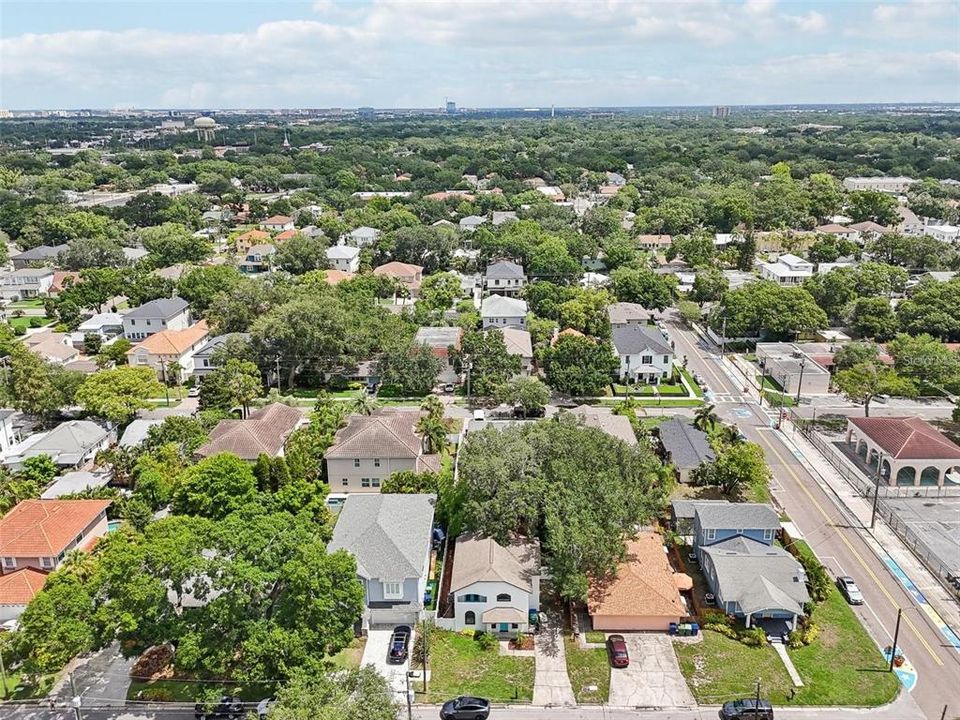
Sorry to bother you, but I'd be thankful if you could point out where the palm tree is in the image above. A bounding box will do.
[417,415,448,455]
[420,394,444,422]
[60,549,96,583]
[350,391,380,416]
[693,403,719,433]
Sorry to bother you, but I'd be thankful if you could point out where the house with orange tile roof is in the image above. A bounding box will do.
[49,270,81,295]
[0,567,48,622]
[0,499,111,576]
[322,269,355,285]
[373,261,424,296]
[588,531,691,632]
[273,229,299,243]
[234,229,271,254]
[126,320,210,382]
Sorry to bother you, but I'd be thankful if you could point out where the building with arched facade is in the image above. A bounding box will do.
[846,417,960,488]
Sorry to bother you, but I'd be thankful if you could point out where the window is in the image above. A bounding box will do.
[496,593,512,602]
[457,593,487,603]
[663,355,670,363]
[763,529,774,541]
[371,478,380,488]
[130,319,136,325]
[341,478,349,487]
[353,458,360,467]
[383,582,402,599]
[75,534,84,545]
[511,623,518,629]
[40,557,54,569]
[642,355,653,364]
[361,478,370,488]
[705,528,716,542]
[146,320,152,326]
[464,611,476,625]
[374,458,381,468]
[1,557,15,569]
[202,359,209,367]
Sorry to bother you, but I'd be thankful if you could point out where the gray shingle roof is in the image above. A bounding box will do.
[695,503,780,531]
[671,499,728,522]
[611,323,673,356]
[14,245,68,261]
[701,536,809,616]
[658,418,715,470]
[125,296,189,320]
[328,494,436,582]
[21,420,109,465]
[450,533,540,593]
[607,302,651,325]
[194,333,250,358]
[481,294,527,318]
[485,260,525,280]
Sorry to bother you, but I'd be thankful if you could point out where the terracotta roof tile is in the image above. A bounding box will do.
[848,416,960,460]
[0,567,48,605]
[0,500,111,557]
[588,532,688,619]
[129,321,209,357]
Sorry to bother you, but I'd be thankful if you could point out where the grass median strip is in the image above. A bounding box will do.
[565,637,609,704]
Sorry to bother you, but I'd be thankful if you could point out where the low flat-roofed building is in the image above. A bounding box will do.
[755,342,831,396]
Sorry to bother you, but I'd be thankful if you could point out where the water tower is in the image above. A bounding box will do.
[194,116,216,142]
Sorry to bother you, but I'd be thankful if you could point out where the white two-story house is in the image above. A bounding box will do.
[442,533,541,635]
[759,253,814,286]
[122,297,191,341]
[326,245,361,273]
[484,260,527,296]
[611,324,674,384]
[481,295,527,330]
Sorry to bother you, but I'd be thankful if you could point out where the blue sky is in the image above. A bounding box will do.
[2,0,958,109]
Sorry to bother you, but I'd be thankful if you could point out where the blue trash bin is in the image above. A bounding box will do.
[669,622,678,635]
[690,623,699,636]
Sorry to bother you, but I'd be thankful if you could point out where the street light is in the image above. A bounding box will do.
[871,451,884,529]
[758,359,768,408]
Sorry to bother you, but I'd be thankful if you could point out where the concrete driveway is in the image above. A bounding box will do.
[532,617,575,706]
[361,626,414,698]
[607,634,694,708]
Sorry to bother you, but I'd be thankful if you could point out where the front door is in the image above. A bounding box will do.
[499,623,509,633]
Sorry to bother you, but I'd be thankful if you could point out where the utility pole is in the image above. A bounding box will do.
[795,355,806,404]
[159,363,170,407]
[274,354,281,390]
[889,608,902,672]
[720,313,728,358]
[871,452,884,529]
[404,671,413,720]
[758,360,768,408]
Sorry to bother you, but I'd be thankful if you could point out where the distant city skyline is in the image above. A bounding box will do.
[1,0,958,110]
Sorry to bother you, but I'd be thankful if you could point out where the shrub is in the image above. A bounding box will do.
[12,325,25,336]
[788,619,820,649]
[475,632,497,651]
[739,627,767,647]
[29,317,44,328]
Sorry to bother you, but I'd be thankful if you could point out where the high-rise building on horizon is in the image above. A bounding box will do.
[712,106,730,118]
[446,100,456,114]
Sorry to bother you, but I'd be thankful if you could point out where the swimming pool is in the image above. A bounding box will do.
[107,520,122,533]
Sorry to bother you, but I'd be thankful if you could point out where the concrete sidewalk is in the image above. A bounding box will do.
[777,424,960,642]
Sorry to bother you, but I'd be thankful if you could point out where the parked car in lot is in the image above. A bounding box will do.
[188,385,201,397]
[719,698,774,720]
[388,625,411,664]
[605,633,630,668]
[836,576,864,605]
[195,696,244,720]
[440,696,491,720]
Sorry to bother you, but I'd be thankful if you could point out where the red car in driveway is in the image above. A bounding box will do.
[605,634,630,668]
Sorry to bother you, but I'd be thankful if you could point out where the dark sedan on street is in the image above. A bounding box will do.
[440,696,491,720]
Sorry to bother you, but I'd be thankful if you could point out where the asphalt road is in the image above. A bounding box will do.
[664,311,960,720]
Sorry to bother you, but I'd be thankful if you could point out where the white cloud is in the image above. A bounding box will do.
[783,11,826,33]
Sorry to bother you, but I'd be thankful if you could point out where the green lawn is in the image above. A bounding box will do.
[418,630,535,704]
[7,298,45,308]
[676,554,898,706]
[1,670,59,700]
[583,631,606,643]
[329,637,366,670]
[611,383,688,397]
[7,316,51,329]
[565,637,609,704]
[679,366,705,398]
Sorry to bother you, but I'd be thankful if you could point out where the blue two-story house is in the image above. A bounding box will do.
[693,503,809,632]
[328,493,436,630]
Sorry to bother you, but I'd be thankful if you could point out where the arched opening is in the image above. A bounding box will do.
[856,441,868,461]
[919,466,941,487]
[867,448,879,472]
[880,459,892,482]
[464,611,476,625]
[496,593,512,602]
[895,466,916,486]
[947,466,960,485]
